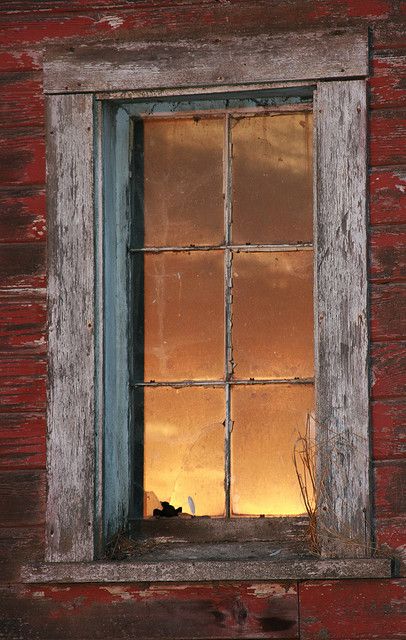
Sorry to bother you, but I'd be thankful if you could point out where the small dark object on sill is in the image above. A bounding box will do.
[153,501,182,518]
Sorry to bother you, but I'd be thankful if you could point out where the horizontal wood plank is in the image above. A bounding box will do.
[0,48,42,72]
[370,109,406,167]
[0,71,44,129]
[0,582,298,639]
[0,469,45,527]
[0,242,46,289]
[370,169,406,226]
[371,342,406,399]
[0,187,46,243]
[22,558,391,584]
[370,284,406,340]
[0,127,44,186]
[375,517,406,576]
[370,228,406,283]
[0,355,46,412]
[0,412,45,470]
[0,294,46,354]
[374,461,406,518]
[370,51,406,109]
[43,29,368,94]
[0,526,44,579]
[299,578,406,639]
[371,399,406,460]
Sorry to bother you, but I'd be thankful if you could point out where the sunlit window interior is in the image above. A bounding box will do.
[129,98,314,518]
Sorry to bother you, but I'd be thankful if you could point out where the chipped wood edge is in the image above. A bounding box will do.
[43,29,368,94]
[46,93,95,561]
[21,558,392,583]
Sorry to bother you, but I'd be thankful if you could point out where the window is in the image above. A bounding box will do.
[122,97,315,522]
[38,30,384,577]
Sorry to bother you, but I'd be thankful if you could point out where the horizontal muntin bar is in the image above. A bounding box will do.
[130,103,312,120]
[130,378,314,388]
[128,243,313,254]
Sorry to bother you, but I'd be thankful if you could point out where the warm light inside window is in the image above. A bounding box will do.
[130,106,314,518]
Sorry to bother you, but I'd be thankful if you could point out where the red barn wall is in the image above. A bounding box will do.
[0,1,405,638]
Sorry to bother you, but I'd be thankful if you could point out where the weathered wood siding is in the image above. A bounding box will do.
[0,0,405,638]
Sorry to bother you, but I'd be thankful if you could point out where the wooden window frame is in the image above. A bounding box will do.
[29,29,392,581]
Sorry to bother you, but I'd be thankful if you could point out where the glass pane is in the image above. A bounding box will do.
[232,112,313,244]
[140,117,224,247]
[232,251,314,379]
[143,386,225,517]
[231,384,314,516]
[141,251,224,381]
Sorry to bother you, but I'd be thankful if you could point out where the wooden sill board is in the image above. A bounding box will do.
[22,557,392,583]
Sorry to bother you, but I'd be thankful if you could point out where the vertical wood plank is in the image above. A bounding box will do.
[46,93,95,561]
[314,80,369,557]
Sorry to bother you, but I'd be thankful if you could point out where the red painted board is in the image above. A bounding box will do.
[371,399,406,460]
[370,284,406,341]
[0,525,44,581]
[370,52,406,110]
[370,169,406,226]
[0,71,44,129]
[374,461,406,518]
[299,578,406,639]
[0,469,45,527]
[0,295,46,354]
[0,48,42,72]
[0,187,46,243]
[0,412,45,470]
[0,128,45,186]
[370,109,406,167]
[0,582,298,639]
[371,342,406,399]
[370,228,406,283]
[0,242,46,289]
[373,21,406,50]
[0,356,46,412]
[376,517,406,576]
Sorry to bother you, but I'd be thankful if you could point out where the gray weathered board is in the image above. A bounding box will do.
[43,30,368,94]
[46,93,95,561]
[314,80,369,558]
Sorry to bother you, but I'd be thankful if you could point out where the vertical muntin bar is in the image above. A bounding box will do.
[224,114,233,517]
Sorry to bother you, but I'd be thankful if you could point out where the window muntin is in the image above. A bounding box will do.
[129,100,314,519]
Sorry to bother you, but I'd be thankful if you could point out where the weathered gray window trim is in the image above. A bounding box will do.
[38,29,384,579]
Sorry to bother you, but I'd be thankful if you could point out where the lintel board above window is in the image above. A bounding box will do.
[41,29,375,575]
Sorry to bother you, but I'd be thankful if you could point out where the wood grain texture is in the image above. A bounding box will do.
[0,242,46,289]
[46,93,95,561]
[371,399,406,460]
[375,517,406,576]
[0,469,45,527]
[0,71,44,129]
[0,127,45,185]
[0,293,46,354]
[370,284,406,340]
[370,109,406,167]
[0,355,46,412]
[374,461,406,518]
[0,526,44,582]
[370,169,406,226]
[299,579,406,639]
[22,558,391,584]
[314,80,369,557]
[0,582,298,640]
[370,227,406,283]
[0,187,46,242]
[370,51,406,110]
[0,412,45,470]
[371,342,406,398]
[43,29,368,94]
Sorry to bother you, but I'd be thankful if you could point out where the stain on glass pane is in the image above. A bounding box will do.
[141,251,224,381]
[232,112,313,244]
[232,250,314,380]
[141,117,224,247]
[143,386,225,517]
[231,384,314,516]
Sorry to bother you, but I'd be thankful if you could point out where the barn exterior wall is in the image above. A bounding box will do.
[0,1,404,637]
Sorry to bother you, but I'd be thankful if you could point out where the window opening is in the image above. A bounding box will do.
[127,94,314,520]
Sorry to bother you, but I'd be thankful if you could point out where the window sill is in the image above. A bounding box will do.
[22,556,392,584]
